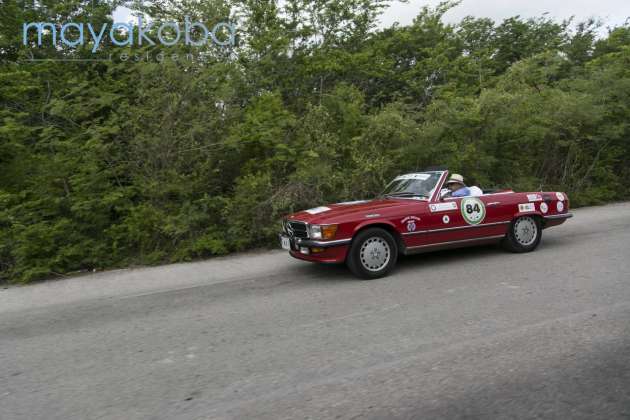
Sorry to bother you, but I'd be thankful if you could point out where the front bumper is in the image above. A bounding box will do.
[279,234,351,263]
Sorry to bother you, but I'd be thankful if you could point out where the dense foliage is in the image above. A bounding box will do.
[1,0,629,282]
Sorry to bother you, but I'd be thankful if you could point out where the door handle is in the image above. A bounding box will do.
[487,202,501,207]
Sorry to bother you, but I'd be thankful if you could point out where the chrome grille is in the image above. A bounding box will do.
[287,221,309,238]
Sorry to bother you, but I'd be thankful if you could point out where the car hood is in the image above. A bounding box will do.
[287,198,422,224]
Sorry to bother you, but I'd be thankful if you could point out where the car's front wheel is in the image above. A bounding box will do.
[346,228,398,279]
[503,216,542,253]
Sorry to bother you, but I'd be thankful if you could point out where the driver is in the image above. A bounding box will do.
[443,174,483,197]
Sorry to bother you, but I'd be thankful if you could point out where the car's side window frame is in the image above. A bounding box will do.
[429,171,450,203]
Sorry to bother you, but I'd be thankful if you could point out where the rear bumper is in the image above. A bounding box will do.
[544,212,573,220]
[543,212,573,228]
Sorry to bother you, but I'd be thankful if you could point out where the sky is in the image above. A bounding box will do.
[380,0,630,29]
[113,0,630,31]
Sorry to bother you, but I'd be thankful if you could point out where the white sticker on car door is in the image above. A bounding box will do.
[429,202,458,212]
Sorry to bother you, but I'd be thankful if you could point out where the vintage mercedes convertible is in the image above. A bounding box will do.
[279,170,573,279]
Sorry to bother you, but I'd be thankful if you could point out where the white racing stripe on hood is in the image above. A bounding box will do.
[305,206,331,215]
[335,200,370,205]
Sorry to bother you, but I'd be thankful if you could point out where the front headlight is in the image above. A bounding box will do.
[310,224,338,240]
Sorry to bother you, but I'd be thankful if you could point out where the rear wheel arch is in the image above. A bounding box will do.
[503,214,543,253]
[513,212,546,230]
[512,211,543,220]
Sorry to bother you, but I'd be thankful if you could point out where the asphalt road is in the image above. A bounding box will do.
[2,203,630,420]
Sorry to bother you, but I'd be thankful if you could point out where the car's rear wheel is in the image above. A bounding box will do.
[503,216,542,253]
[346,228,398,279]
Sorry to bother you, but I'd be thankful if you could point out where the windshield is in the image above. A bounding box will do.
[381,172,444,200]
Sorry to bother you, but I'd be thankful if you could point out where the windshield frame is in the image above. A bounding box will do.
[380,171,447,201]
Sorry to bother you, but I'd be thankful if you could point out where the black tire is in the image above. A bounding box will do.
[346,228,398,279]
[502,216,542,253]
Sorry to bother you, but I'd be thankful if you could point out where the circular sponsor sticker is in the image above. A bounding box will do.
[557,201,564,212]
[556,192,565,201]
[540,202,549,214]
[460,197,486,225]
[443,215,450,224]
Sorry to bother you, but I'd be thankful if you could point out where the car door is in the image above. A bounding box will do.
[401,199,464,248]
[409,194,508,247]
[453,193,511,239]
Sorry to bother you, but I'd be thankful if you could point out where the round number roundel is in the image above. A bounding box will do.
[460,197,486,225]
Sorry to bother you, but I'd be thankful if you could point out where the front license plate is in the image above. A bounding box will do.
[281,236,291,251]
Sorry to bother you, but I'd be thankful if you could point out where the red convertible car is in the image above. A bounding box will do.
[279,170,573,279]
